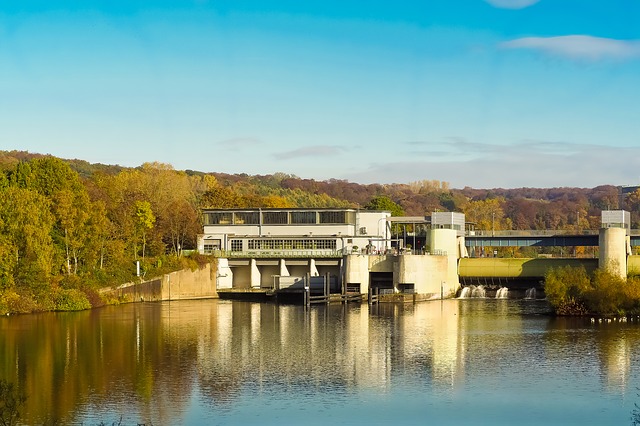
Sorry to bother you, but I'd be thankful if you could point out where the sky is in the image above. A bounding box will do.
[2,0,640,189]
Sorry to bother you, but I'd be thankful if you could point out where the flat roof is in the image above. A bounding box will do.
[386,216,430,223]
[202,208,391,213]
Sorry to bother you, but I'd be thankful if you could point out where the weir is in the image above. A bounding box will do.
[212,210,635,303]
[103,209,635,304]
[171,209,635,304]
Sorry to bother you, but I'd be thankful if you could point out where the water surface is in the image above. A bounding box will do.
[1,299,639,425]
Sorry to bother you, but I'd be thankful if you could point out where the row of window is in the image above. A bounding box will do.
[227,239,338,251]
[203,211,355,225]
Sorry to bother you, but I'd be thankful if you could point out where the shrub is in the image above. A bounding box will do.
[0,290,42,314]
[0,291,20,315]
[545,265,640,316]
[53,288,91,311]
[585,269,627,315]
[82,288,106,308]
[544,265,591,314]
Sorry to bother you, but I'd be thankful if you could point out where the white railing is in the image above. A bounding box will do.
[208,249,343,258]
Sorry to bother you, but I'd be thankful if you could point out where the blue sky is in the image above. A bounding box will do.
[2,0,640,188]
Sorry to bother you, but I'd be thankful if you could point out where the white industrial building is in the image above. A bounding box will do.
[197,208,392,256]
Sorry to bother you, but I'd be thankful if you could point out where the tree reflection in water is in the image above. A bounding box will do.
[632,389,640,426]
[0,379,26,426]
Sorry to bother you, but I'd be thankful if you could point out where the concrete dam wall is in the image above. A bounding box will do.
[103,263,218,302]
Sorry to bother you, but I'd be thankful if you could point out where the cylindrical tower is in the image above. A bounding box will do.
[599,227,628,279]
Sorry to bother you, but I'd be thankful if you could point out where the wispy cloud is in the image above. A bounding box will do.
[501,35,640,61]
[277,145,346,160]
[341,140,640,188]
[485,0,539,9]
[216,137,262,150]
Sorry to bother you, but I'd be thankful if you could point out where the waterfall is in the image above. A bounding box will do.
[525,288,537,300]
[495,287,508,299]
[459,285,487,298]
[471,285,486,298]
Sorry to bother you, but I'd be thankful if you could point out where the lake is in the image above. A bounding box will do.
[1,298,639,425]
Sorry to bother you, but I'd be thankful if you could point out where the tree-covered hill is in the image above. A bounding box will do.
[0,150,635,314]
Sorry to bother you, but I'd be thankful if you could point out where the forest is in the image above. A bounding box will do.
[0,149,637,314]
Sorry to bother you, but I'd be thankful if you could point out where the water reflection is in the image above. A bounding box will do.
[1,299,639,424]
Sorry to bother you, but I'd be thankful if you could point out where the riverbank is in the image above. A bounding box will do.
[0,254,218,315]
[545,265,640,317]
[99,262,218,302]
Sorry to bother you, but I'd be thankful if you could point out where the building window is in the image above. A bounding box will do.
[204,212,233,225]
[291,211,317,224]
[234,211,259,225]
[230,239,243,252]
[319,211,347,224]
[246,239,336,251]
[203,239,221,254]
[263,211,289,224]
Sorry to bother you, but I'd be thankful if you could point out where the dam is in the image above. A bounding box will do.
[193,208,635,302]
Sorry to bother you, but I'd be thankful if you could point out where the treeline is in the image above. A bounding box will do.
[0,152,355,313]
[0,150,635,313]
[220,173,626,231]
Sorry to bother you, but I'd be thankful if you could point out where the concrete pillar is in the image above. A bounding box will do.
[599,227,628,279]
[250,259,261,288]
[344,254,370,294]
[428,229,461,291]
[310,258,319,276]
[279,259,290,276]
[216,258,233,289]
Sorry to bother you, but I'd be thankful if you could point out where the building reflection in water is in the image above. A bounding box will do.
[192,299,465,402]
[1,299,640,423]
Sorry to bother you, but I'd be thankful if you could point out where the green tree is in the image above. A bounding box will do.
[52,189,90,275]
[364,195,405,216]
[12,157,94,277]
[0,187,55,292]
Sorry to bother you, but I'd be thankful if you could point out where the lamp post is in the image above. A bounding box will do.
[492,212,495,237]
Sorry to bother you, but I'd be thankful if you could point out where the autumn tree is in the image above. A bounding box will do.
[133,201,155,261]
[463,198,505,232]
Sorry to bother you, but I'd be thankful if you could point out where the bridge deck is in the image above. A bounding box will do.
[465,231,640,247]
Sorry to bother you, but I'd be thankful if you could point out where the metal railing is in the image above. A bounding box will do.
[467,230,600,237]
[206,248,449,258]
[469,229,640,237]
[207,249,344,258]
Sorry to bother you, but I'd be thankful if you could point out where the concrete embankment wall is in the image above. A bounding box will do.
[103,263,218,302]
